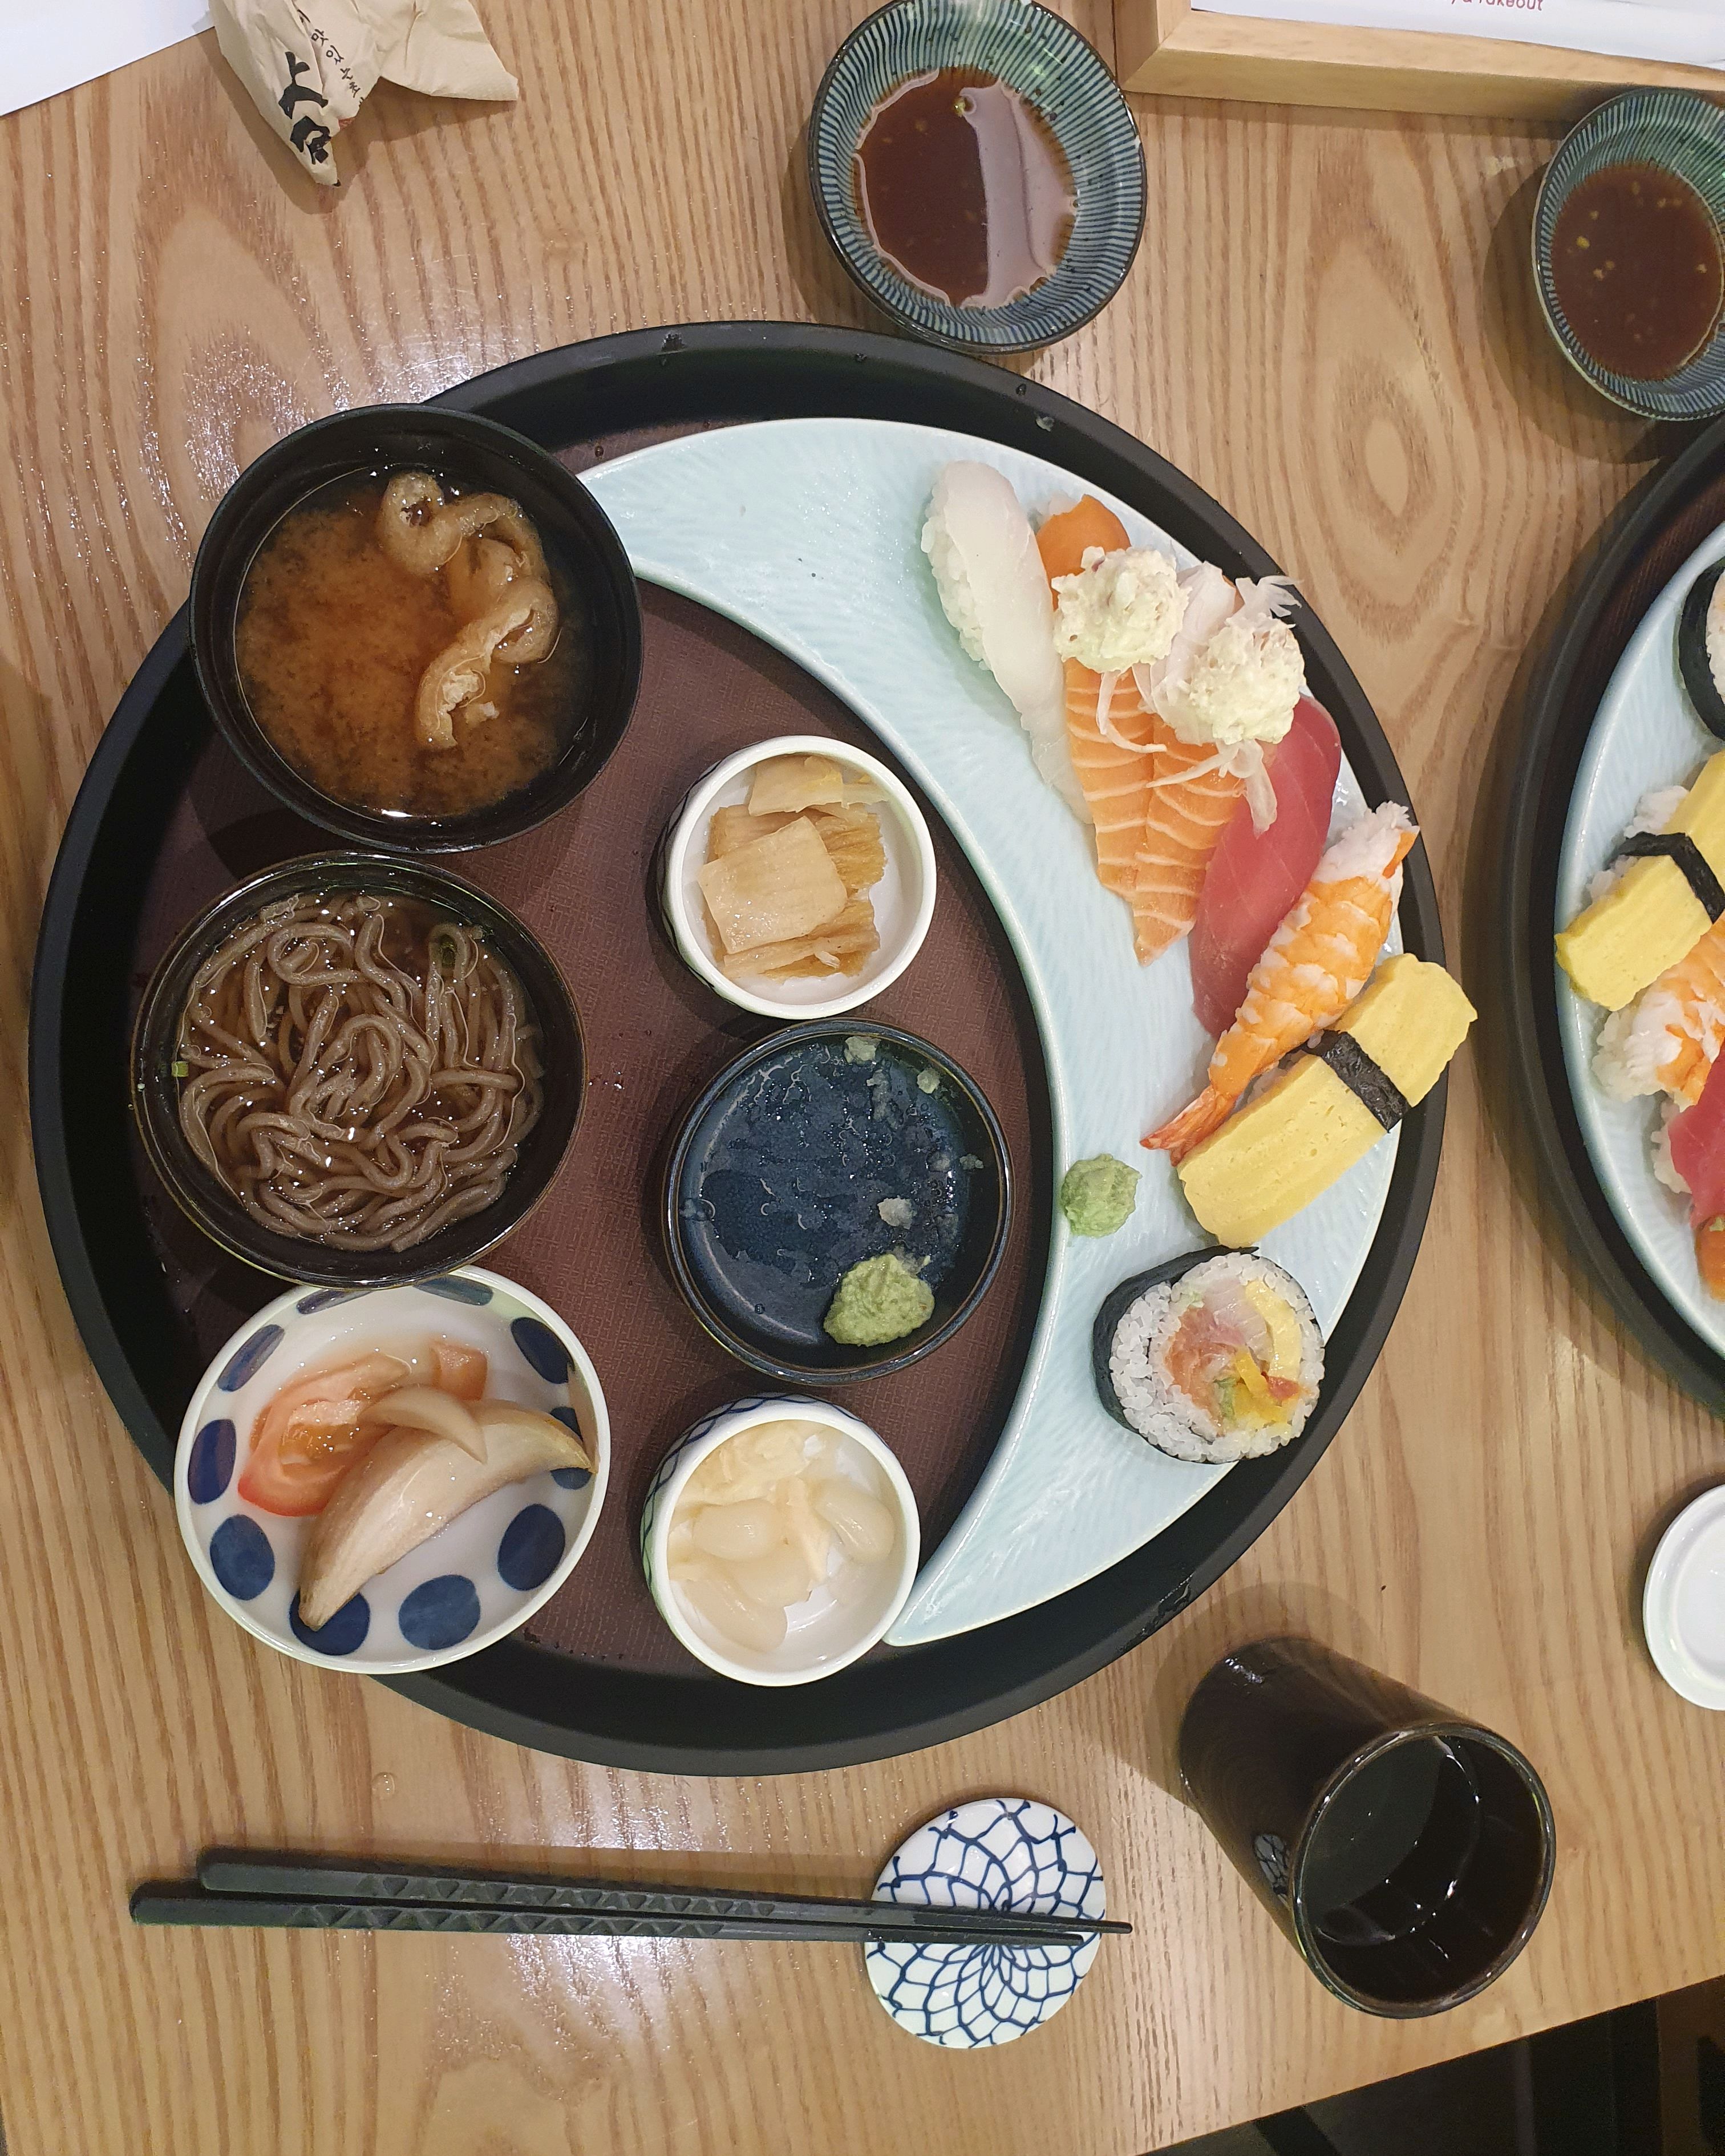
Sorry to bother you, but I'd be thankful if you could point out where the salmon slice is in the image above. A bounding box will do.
[1036,496,1129,584]
[1133,718,1245,965]
[1064,660,1161,908]
[1041,495,1206,962]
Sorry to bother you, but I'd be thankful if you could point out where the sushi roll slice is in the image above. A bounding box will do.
[1679,561,1725,740]
[1091,1251,1322,1464]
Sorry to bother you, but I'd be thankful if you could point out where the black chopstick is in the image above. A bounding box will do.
[123,1849,1130,1947]
[193,1849,1127,1940]
[132,1886,1095,1946]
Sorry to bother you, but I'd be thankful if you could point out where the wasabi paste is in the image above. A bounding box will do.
[1060,1154,1140,1237]
[823,1253,934,1346]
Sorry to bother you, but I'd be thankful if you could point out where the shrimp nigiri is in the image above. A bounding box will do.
[1144,804,1418,1160]
[1593,918,1725,1107]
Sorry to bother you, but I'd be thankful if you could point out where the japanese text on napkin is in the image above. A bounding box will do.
[212,0,517,184]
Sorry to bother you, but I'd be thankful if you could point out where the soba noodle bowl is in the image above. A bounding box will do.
[175,891,542,1253]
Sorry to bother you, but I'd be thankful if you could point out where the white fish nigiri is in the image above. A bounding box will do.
[921,461,1089,823]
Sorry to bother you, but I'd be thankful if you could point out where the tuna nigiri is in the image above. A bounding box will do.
[1189,695,1343,1036]
[1145,803,1417,1160]
[1667,1049,1725,1295]
[921,463,1087,821]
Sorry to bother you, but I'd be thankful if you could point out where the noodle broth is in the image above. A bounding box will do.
[175,891,543,1254]
[234,475,585,821]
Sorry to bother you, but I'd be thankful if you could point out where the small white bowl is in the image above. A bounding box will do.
[175,1267,609,1676]
[658,734,937,1020]
[1644,1485,1725,1709]
[639,1394,919,1686]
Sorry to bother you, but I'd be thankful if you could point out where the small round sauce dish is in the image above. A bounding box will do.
[176,1268,609,1676]
[658,733,937,1021]
[1533,90,1725,422]
[662,1020,1011,1384]
[639,1395,918,1686]
[808,0,1145,355]
[1643,1484,1725,1709]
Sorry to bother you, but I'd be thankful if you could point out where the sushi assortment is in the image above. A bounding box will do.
[922,458,1475,1451]
[1559,710,1725,1295]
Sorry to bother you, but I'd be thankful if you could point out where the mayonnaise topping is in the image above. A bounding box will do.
[1052,546,1187,674]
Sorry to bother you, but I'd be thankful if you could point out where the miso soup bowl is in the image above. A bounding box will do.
[189,403,642,852]
[639,1394,919,1686]
[130,852,583,1290]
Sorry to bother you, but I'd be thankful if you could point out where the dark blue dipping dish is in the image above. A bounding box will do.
[663,1022,1011,1383]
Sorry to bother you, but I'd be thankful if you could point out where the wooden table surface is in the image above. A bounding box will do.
[3,6,1722,2152]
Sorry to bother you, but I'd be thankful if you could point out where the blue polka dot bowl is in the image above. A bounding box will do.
[640,1396,918,1685]
[175,1267,609,1675]
[807,0,1145,355]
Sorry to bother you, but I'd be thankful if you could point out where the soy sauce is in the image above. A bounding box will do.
[1552,162,1723,382]
[853,68,1076,309]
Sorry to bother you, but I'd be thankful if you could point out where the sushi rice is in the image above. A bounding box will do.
[1106,1253,1322,1464]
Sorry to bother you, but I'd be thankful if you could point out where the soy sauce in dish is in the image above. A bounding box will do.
[1551,162,1723,382]
[854,68,1076,309]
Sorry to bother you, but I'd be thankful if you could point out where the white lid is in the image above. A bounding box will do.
[1643,1484,1725,1709]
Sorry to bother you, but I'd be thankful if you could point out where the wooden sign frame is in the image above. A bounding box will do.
[1115,0,1720,118]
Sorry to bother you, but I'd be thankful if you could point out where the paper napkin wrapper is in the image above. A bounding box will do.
[212,0,517,185]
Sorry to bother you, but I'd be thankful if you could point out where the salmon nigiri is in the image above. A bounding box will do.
[1038,499,1185,942]
[1145,803,1417,1161]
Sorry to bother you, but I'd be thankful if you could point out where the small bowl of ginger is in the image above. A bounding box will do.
[658,735,937,1019]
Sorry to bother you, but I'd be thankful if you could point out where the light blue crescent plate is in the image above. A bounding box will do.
[1555,516,1725,1359]
[866,1797,1107,2046]
[583,419,1400,1645]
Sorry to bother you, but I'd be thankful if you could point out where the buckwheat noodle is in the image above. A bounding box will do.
[175,893,542,1252]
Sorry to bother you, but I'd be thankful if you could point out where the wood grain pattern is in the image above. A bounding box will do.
[1115,0,1723,117]
[1,6,1721,2151]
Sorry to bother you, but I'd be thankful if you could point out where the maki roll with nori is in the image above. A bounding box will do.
[1093,1251,1322,1463]
[1679,560,1725,740]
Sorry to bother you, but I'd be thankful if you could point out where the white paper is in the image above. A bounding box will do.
[2,0,213,118]
[1192,0,1725,68]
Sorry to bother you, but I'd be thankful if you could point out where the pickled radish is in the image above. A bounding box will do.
[728,1545,817,1607]
[813,1480,897,1563]
[691,1500,781,1562]
[680,1573,788,1654]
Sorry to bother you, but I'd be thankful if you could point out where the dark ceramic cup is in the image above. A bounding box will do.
[1179,1638,1555,2017]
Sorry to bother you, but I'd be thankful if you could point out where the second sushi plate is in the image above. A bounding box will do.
[1555,516,1725,1359]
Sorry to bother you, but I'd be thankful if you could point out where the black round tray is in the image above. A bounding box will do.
[30,322,1445,1774]
[1504,415,1725,1415]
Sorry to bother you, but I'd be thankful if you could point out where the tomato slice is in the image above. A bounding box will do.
[238,1351,409,1516]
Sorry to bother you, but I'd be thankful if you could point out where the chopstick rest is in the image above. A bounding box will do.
[864,1798,1112,2047]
